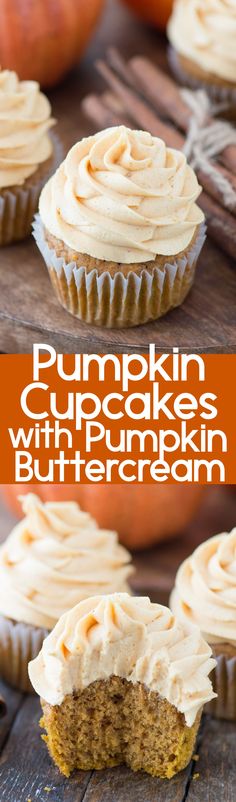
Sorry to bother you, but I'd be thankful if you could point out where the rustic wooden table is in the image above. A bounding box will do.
[0,0,235,354]
[0,485,235,801]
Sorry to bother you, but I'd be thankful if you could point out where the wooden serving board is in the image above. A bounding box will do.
[0,486,236,800]
[0,0,235,354]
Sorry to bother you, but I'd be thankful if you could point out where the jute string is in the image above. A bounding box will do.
[181,88,236,209]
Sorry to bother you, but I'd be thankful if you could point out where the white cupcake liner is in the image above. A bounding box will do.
[205,653,236,721]
[33,216,206,328]
[0,131,63,246]
[168,47,236,109]
[0,614,49,693]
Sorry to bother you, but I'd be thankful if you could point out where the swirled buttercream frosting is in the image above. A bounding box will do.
[0,494,133,629]
[39,125,204,261]
[28,593,216,724]
[0,70,55,189]
[170,528,236,645]
[168,0,236,84]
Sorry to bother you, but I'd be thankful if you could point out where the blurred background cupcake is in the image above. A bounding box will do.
[167,0,236,109]
[0,69,62,246]
[170,526,236,721]
[0,484,204,550]
[33,125,205,328]
[0,493,133,692]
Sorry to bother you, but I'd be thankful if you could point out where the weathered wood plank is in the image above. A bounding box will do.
[82,763,191,802]
[187,715,236,802]
[0,695,92,802]
[0,680,23,750]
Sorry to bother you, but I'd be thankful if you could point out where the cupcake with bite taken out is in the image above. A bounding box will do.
[168,0,236,107]
[29,593,216,778]
[170,526,236,720]
[0,494,133,692]
[0,69,62,245]
[33,125,206,328]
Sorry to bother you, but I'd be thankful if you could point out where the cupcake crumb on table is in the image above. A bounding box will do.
[33,125,206,328]
[0,69,62,246]
[0,494,133,692]
[170,526,236,720]
[29,593,216,779]
[167,0,236,108]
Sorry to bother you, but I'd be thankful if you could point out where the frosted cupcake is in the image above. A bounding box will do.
[29,593,215,778]
[170,527,236,720]
[0,494,133,692]
[0,69,62,245]
[33,125,205,328]
[168,0,236,106]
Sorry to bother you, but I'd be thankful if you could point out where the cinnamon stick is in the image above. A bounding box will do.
[108,47,190,130]
[81,93,129,129]
[200,194,236,261]
[95,59,183,147]
[129,55,236,175]
[81,92,236,261]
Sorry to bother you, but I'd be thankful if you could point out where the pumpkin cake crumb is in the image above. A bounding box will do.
[193,772,200,780]
[40,676,201,779]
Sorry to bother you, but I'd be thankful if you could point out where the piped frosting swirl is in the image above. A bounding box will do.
[170,528,236,645]
[39,125,204,261]
[28,593,216,725]
[0,69,54,189]
[168,0,236,84]
[0,494,133,629]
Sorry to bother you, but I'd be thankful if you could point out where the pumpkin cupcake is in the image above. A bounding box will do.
[168,0,236,107]
[170,527,236,720]
[0,69,62,245]
[33,125,206,328]
[0,494,133,693]
[29,593,216,778]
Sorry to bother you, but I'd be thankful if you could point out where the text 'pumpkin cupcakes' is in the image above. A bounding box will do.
[33,125,206,328]
[168,0,236,107]
[29,593,216,778]
[170,527,236,720]
[0,69,63,245]
[0,494,133,692]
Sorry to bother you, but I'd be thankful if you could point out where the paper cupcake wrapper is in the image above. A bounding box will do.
[168,47,236,108]
[0,132,63,246]
[0,614,49,693]
[33,217,206,328]
[205,654,236,721]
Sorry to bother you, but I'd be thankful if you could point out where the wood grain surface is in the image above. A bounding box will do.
[0,0,235,354]
[0,486,235,800]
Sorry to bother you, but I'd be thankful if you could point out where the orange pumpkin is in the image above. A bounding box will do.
[122,0,173,30]
[0,485,204,550]
[0,0,104,88]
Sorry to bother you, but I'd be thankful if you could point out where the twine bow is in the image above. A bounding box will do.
[182,88,236,209]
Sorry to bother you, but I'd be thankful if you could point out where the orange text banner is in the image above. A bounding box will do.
[0,348,235,484]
